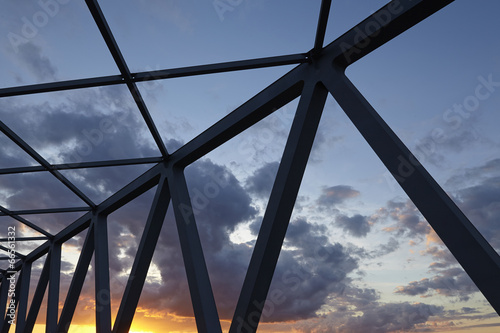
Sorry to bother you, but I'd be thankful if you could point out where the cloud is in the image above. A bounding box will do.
[394,267,478,301]
[0,85,159,164]
[289,300,444,333]
[262,218,360,322]
[15,42,58,82]
[335,214,371,238]
[339,302,444,333]
[453,176,500,250]
[245,161,279,198]
[379,200,431,238]
[316,185,360,208]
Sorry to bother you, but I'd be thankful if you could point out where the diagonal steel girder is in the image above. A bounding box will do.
[85,0,169,157]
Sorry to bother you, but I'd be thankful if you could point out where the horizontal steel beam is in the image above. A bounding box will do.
[0,207,90,216]
[0,157,163,175]
[0,55,306,99]
[0,75,122,98]
[133,54,308,81]
[0,237,47,242]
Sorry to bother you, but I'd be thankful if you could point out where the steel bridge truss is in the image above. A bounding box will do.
[0,0,499,332]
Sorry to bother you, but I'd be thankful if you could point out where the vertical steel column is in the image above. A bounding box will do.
[313,0,332,54]
[15,262,31,333]
[0,277,9,329]
[46,244,61,333]
[167,167,222,333]
[322,66,500,314]
[113,174,170,333]
[57,226,95,333]
[94,215,112,333]
[230,79,328,333]
[24,254,51,333]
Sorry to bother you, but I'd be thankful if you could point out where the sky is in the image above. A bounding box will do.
[0,0,500,332]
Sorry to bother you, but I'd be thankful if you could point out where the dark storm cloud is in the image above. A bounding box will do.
[107,180,362,324]
[0,85,161,210]
[394,267,478,301]
[446,158,500,188]
[453,176,500,250]
[335,214,371,238]
[0,85,159,162]
[291,300,444,333]
[0,172,88,212]
[15,42,57,82]
[317,185,360,208]
[257,218,360,322]
[350,238,400,260]
[339,302,444,333]
[245,161,279,198]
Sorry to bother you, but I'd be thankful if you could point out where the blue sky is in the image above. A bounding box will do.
[0,0,500,332]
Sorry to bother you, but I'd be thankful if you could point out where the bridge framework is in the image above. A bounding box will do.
[0,1,499,332]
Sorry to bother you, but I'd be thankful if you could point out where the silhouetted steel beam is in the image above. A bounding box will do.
[113,175,171,333]
[0,237,47,242]
[133,54,308,81]
[1,271,21,333]
[0,121,96,208]
[57,225,95,332]
[0,75,122,98]
[0,55,306,100]
[313,0,332,54]
[94,215,112,333]
[0,276,9,329]
[167,167,222,333]
[0,245,25,260]
[53,157,163,170]
[46,244,61,332]
[322,66,500,315]
[230,79,328,332]
[0,166,45,175]
[0,206,53,238]
[85,0,168,158]
[24,253,51,333]
[0,156,162,176]
[15,261,31,333]
[0,207,90,216]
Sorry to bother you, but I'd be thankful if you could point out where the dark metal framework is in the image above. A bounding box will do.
[0,0,499,332]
